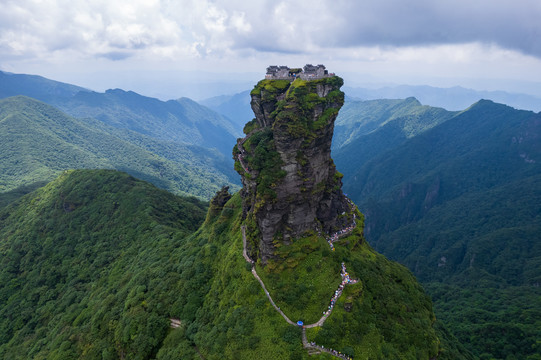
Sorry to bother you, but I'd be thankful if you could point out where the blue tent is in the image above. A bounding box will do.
[297,321,303,326]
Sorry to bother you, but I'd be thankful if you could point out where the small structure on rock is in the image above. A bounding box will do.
[265,64,331,80]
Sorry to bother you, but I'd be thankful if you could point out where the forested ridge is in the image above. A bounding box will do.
[333,99,541,359]
[0,96,238,200]
[0,170,207,359]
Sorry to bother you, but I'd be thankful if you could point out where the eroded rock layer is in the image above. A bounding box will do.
[234,76,353,262]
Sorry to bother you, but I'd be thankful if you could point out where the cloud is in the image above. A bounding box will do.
[217,0,541,58]
[0,0,186,61]
[0,0,540,66]
[324,0,541,57]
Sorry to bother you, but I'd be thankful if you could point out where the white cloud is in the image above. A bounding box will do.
[2,0,540,61]
[1,0,541,98]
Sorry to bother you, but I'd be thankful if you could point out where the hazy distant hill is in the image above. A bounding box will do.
[54,89,240,159]
[204,84,541,129]
[199,90,253,131]
[343,84,541,112]
[0,96,238,199]
[0,70,89,103]
[334,99,541,358]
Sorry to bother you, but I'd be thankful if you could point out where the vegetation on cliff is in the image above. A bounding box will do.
[238,76,351,263]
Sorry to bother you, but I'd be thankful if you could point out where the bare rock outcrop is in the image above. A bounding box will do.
[234,75,353,263]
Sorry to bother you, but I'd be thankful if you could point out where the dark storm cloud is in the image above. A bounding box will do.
[231,0,541,58]
[334,1,540,55]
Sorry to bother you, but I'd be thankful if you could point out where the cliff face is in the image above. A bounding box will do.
[234,76,353,262]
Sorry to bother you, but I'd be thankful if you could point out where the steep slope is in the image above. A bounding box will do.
[333,98,456,178]
[0,170,208,359]
[235,76,351,262]
[173,193,467,360]
[339,100,541,358]
[345,100,541,228]
[0,96,237,199]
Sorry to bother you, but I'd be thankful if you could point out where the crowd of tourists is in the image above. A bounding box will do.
[326,218,356,250]
[341,262,358,285]
[236,138,251,174]
[308,342,353,360]
[325,196,358,250]
[322,263,358,317]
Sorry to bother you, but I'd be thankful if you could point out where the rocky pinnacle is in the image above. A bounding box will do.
[234,73,353,263]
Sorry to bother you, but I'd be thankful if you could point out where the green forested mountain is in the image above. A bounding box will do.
[0,170,208,359]
[332,97,456,178]
[0,96,238,199]
[0,73,472,359]
[335,99,541,359]
[0,169,469,359]
[333,97,455,148]
[55,90,239,158]
[0,70,242,167]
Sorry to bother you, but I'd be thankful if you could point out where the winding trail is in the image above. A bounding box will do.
[241,226,356,359]
[236,130,259,175]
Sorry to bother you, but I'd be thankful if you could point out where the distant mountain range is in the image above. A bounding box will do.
[332,98,541,359]
[199,90,253,131]
[0,70,88,103]
[0,70,241,200]
[343,84,541,112]
[201,84,541,128]
[0,96,238,199]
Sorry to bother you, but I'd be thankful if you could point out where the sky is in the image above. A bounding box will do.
[1,0,541,100]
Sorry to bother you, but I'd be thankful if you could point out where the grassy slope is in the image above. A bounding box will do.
[0,96,238,199]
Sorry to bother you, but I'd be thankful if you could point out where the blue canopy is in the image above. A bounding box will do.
[297,321,304,326]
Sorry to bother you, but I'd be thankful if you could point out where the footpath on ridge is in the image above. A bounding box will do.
[241,225,357,359]
[236,129,258,175]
